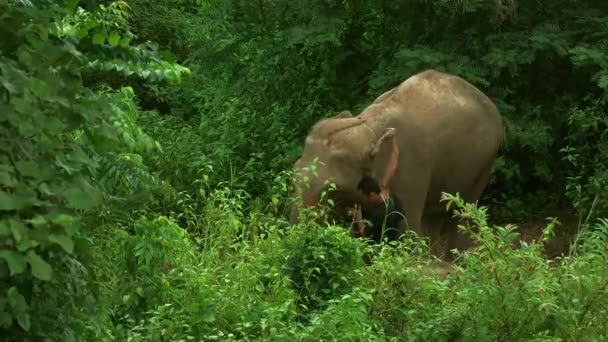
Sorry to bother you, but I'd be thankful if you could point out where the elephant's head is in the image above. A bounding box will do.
[288,111,391,225]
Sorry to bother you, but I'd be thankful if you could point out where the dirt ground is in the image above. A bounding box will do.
[495,208,580,259]
[424,208,581,278]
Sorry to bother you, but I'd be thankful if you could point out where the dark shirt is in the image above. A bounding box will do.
[362,193,405,243]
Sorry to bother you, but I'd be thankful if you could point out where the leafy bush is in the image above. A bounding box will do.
[124,0,608,222]
[0,0,187,339]
[4,0,608,341]
[81,187,608,341]
[437,193,608,341]
[281,223,367,313]
[561,98,608,223]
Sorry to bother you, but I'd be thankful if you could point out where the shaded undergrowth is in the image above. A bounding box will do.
[82,186,608,341]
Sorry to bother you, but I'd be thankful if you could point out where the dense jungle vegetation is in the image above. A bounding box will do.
[2,0,608,340]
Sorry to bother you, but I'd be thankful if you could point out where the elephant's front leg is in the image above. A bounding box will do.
[392,179,428,239]
[392,190,426,236]
[421,212,450,258]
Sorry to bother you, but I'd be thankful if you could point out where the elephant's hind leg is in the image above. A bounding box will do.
[422,211,450,259]
[466,160,494,206]
[446,161,495,255]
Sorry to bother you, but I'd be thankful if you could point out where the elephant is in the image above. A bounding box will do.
[288,69,504,258]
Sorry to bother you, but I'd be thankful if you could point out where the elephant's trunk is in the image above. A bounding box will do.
[287,188,321,224]
[288,204,299,224]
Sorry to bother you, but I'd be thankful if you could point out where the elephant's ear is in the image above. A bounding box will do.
[335,110,353,118]
[368,129,394,159]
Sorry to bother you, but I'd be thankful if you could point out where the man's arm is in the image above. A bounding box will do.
[380,128,399,192]
[350,205,368,237]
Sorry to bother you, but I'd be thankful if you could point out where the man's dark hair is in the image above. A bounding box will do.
[357,176,381,194]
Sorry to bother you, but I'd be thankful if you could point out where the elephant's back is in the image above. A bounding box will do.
[389,70,498,120]
[369,69,503,149]
[364,70,504,203]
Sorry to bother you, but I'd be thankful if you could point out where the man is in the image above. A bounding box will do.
[351,128,405,243]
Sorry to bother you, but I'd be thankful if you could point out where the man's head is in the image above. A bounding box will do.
[357,176,383,204]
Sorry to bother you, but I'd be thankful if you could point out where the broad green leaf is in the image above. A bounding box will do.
[16,312,31,332]
[164,69,176,83]
[44,117,65,135]
[122,86,134,95]
[17,240,39,253]
[15,161,41,179]
[8,287,22,307]
[92,31,106,45]
[26,251,52,281]
[48,234,74,253]
[1,191,42,211]
[0,64,24,94]
[28,215,46,227]
[12,97,33,114]
[505,232,520,244]
[0,171,15,187]
[7,288,27,314]
[202,309,215,323]
[7,287,29,331]
[0,76,17,94]
[50,213,76,226]
[29,79,49,98]
[38,183,51,196]
[0,163,14,173]
[9,220,26,243]
[67,147,93,165]
[0,251,26,275]
[62,187,99,210]
[108,31,121,46]
[17,50,32,65]
[0,191,18,211]
[76,28,89,40]
[119,36,131,47]
[0,221,9,237]
[50,213,79,235]
[65,0,79,12]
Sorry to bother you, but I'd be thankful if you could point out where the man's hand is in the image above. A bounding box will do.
[349,205,368,238]
[351,205,363,220]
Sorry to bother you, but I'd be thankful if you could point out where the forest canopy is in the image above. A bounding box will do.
[1,0,608,340]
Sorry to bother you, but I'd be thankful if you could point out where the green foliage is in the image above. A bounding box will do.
[57,1,190,84]
[561,98,608,222]
[281,223,366,313]
[0,0,187,339]
[82,186,608,341]
[436,193,608,341]
[3,0,608,340]
[122,0,608,221]
[136,110,215,193]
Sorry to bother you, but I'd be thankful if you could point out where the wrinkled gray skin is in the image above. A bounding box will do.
[289,69,504,258]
